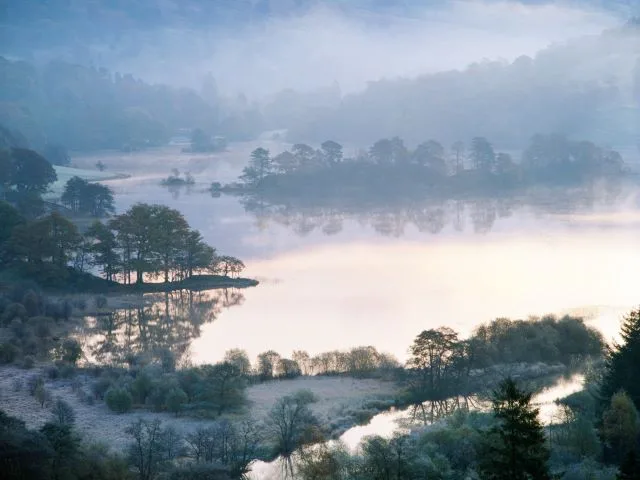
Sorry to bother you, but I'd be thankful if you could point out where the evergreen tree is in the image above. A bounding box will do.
[480,377,550,480]
[240,148,272,186]
[601,308,640,410]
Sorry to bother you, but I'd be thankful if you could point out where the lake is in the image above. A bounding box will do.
[71,143,639,476]
[75,144,639,365]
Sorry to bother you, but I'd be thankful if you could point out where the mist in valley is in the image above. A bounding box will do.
[1,2,640,480]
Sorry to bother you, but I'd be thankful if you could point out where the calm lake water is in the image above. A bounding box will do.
[76,144,640,365]
[73,143,638,476]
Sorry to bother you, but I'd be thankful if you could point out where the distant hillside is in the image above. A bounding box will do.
[0,57,264,151]
[279,22,639,148]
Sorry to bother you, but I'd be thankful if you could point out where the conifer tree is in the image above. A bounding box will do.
[601,308,640,410]
[480,377,550,480]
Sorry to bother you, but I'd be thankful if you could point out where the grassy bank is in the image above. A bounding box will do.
[0,267,258,294]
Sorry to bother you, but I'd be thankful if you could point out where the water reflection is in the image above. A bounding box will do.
[80,288,244,367]
[237,180,628,237]
[249,373,585,480]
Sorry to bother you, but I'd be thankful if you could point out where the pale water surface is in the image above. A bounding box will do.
[74,144,639,364]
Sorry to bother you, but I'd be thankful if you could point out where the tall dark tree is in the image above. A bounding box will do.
[0,201,25,259]
[9,212,80,268]
[407,327,467,403]
[240,148,272,186]
[320,140,343,166]
[61,177,114,217]
[470,137,496,173]
[8,148,57,193]
[601,308,640,410]
[151,205,190,283]
[179,230,215,279]
[412,140,447,175]
[86,221,120,281]
[272,151,298,174]
[480,378,550,480]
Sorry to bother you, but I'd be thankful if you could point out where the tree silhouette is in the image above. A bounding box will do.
[601,308,640,410]
[480,377,550,480]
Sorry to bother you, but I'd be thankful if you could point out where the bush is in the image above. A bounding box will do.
[105,387,133,413]
[58,339,82,365]
[22,355,35,369]
[92,375,113,400]
[58,363,76,378]
[166,388,188,416]
[45,365,60,380]
[51,398,76,425]
[0,343,18,364]
[27,375,44,395]
[12,377,23,392]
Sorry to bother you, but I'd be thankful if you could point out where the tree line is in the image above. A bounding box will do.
[228,133,625,192]
[0,201,244,287]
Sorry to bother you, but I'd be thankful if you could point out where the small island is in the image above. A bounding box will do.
[211,134,627,203]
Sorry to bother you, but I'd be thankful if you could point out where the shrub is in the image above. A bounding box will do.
[166,388,188,416]
[58,363,76,378]
[51,398,76,425]
[22,355,35,369]
[105,387,133,413]
[58,339,82,365]
[12,377,23,392]
[45,365,60,379]
[27,375,44,395]
[0,343,18,364]
[92,375,113,400]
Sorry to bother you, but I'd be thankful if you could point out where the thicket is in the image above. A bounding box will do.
[0,284,81,367]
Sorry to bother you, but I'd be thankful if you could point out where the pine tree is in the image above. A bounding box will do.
[601,308,640,410]
[480,377,550,480]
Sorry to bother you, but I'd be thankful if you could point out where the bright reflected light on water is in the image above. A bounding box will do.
[248,374,585,479]
[190,233,635,364]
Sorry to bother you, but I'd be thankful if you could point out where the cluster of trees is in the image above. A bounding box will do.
[252,346,399,380]
[294,307,640,480]
[0,147,57,217]
[0,201,244,287]
[0,285,81,367]
[471,315,605,367]
[0,56,265,153]
[0,408,131,480]
[61,176,115,217]
[284,23,636,147]
[296,378,555,480]
[94,360,248,418]
[183,128,227,153]
[404,316,605,406]
[231,134,625,197]
[98,203,244,284]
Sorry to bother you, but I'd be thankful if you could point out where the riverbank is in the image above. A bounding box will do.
[0,368,399,453]
[0,266,258,294]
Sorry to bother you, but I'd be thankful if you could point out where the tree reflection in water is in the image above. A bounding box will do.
[237,180,627,237]
[81,288,244,367]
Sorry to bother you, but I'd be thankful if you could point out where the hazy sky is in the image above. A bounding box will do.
[108,0,621,98]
